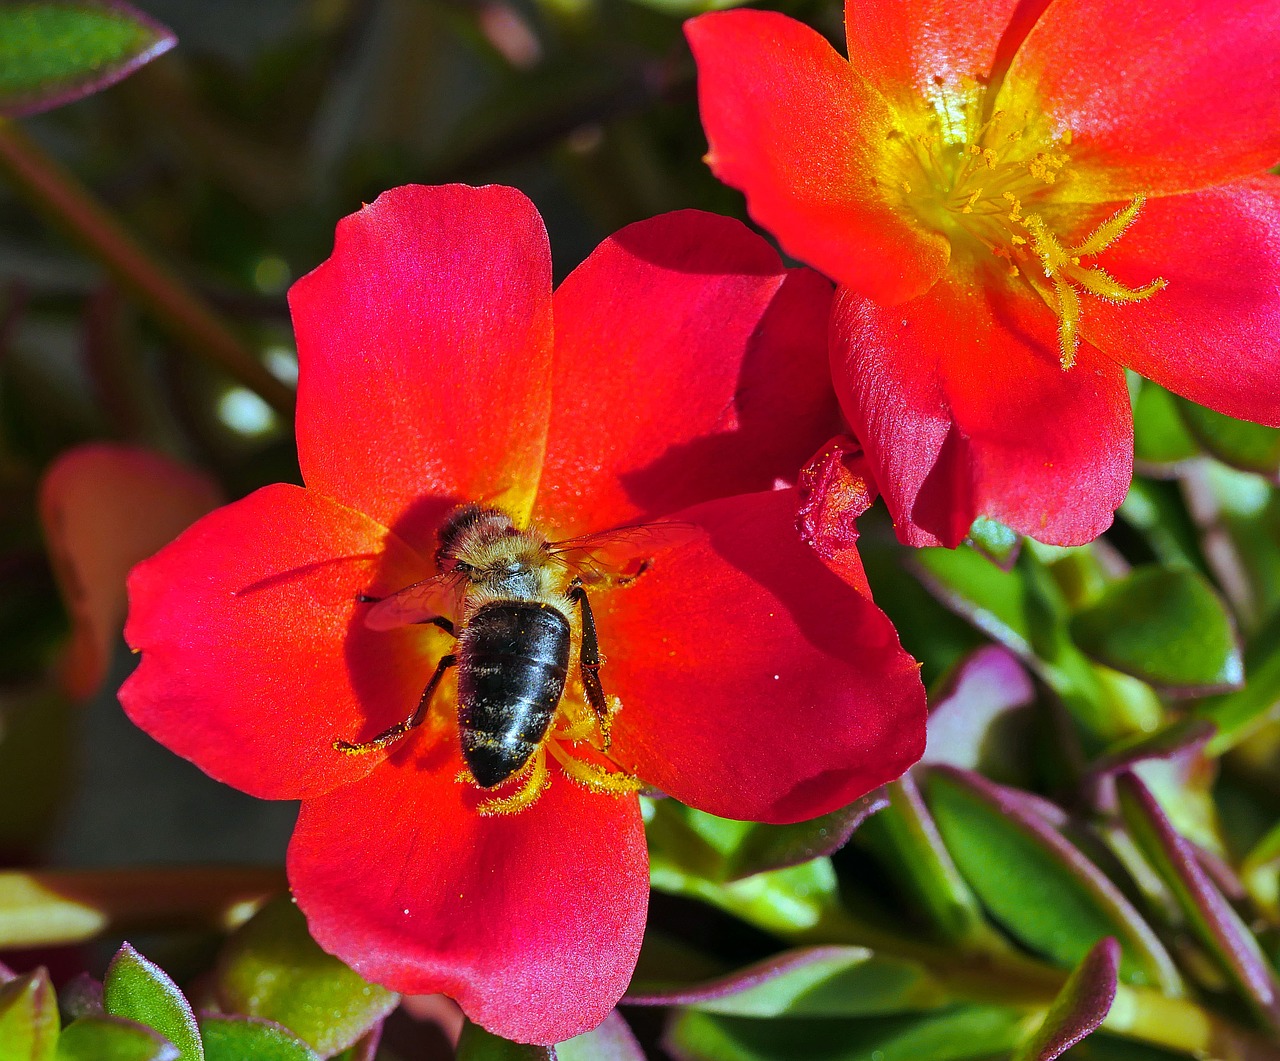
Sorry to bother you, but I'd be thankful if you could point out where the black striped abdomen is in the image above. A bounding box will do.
[457,601,570,788]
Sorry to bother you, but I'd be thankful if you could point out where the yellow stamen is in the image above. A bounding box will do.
[547,741,643,796]
[1026,196,1165,368]
[471,751,551,816]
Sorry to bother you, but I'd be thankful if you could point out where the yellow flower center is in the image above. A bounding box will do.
[882,79,1164,367]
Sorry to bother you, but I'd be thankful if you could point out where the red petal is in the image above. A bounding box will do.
[288,741,647,1046]
[685,11,948,304]
[39,444,221,700]
[833,277,1133,547]
[1085,178,1280,428]
[845,0,1028,100]
[121,485,433,800]
[1001,0,1280,196]
[534,211,838,535]
[599,488,925,823]
[289,184,554,546]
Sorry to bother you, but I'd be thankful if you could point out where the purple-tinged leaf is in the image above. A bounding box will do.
[858,776,997,947]
[0,961,13,983]
[923,767,1181,993]
[923,646,1036,778]
[455,1017,555,1059]
[1087,719,1216,783]
[1115,772,1280,1031]
[1011,938,1119,1061]
[627,945,947,1018]
[724,791,888,881]
[0,968,59,1061]
[664,1003,1028,1061]
[104,943,203,1061]
[56,1015,180,1061]
[557,1011,644,1061]
[1194,843,1248,903]
[61,972,105,1019]
[1084,719,1216,812]
[198,1015,320,1061]
[1069,568,1244,696]
[0,2,176,118]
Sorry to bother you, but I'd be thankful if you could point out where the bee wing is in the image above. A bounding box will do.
[548,521,700,585]
[363,572,462,631]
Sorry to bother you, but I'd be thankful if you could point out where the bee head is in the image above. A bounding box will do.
[436,503,521,573]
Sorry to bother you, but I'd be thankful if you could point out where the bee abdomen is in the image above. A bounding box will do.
[457,601,570,788]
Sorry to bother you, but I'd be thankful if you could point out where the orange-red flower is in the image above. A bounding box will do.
[687,0,1280,547]
[120,185,926,1044]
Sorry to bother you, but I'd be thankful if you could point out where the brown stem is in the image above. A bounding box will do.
[0,121,294,417]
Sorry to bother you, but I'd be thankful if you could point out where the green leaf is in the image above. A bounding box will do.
[198,1016,319,1061]
[555,1012,644,1061]
[0,970,59,1061]
[628,946,949,1018]
[664,1004,1028,1061]
[1241,817,1280,920]
[967,517,1021,570]
[856,776,997,948]
[215,896,397,1056]
[1011,938,1118,1061]
[922,769,1181,993]
[1198,609,1280,753]
[103,944,203,1061]
[455,1018,554,1060]
[1176,398,1280,478]
[1069,567,1243,694]
[910,548,1121,736]
[55,1016,179,1061]
[0,2,176,118]
[1132,383,1199,468]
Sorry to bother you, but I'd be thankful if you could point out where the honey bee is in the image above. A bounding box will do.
[335,503,691,810]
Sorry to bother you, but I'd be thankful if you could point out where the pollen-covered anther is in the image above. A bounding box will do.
[465,751,552,817]
[1025,195,1166,369]
[547,741,643,796]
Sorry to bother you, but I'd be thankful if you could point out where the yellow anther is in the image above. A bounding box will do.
[1024,197,1165,369]
[1072,196,1147,257]
[474,750,551,816]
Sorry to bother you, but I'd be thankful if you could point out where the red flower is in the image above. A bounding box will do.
[687,0,1280,547]
[120,185,926,1044]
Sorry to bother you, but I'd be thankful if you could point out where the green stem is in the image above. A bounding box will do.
[0,120,295,417]
[0,868,286,948]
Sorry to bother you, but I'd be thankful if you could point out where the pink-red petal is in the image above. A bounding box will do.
[844,0,1031,102]
[686,11,949,304]
[39,444,221,700]
[1001,0,1280,197]
[533,210,838,535]
[833,276,1133,548]
[1085,178,1280,428]
[289,184,554,546]
[598,488,925,824]
[121,485,433,800]
[288,739,647,1046]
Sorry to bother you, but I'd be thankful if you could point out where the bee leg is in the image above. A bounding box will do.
[568,583,614,750]
[334,653,457,754]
